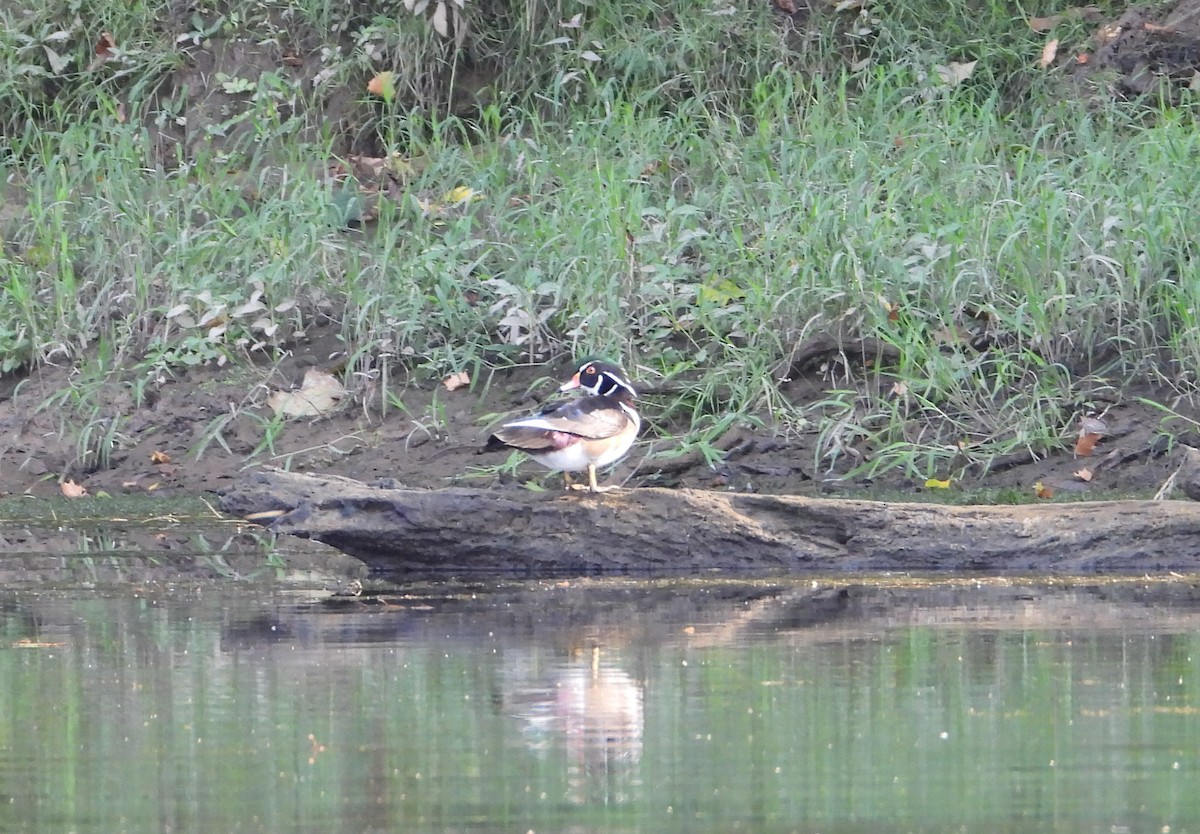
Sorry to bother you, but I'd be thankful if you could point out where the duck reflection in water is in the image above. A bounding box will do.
[502,645,644,806]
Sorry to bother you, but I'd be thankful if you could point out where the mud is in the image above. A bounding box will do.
[1,320,1194,510]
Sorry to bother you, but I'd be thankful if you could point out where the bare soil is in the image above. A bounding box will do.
[1,320,1196,506]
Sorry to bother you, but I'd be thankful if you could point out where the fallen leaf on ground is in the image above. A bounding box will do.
[878,295,900,321]
[367,71,396,102]
[150,450,171,464]
[1034,481,1054,499]
[87,32,117,71]
[1029,14,1062,30]
[1075,416,1106,457]
[268,369,347,418]
[925,478,953,489]
[445,185,480,203]
[936,60,978,88]
[774,0,798,13]
[1095,22,1123,46]
[61,479,87,498]
[1074,467,1094,482]
[1039,38,1059,68]
[442,370,471,391]
[1075,432,1100,457]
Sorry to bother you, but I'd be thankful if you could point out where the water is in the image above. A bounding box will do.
[1,527,1200,832]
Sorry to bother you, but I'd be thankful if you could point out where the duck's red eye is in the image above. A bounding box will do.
[585,365,596,375]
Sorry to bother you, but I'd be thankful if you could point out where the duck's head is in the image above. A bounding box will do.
[559,359,637,399]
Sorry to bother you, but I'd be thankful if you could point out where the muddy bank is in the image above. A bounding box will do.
[3,347,1197,504]
[219,468,1200,575]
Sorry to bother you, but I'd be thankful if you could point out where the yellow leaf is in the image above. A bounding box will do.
[697,278,746,307]
[1034,481,1054,499]
[445,185,480,204]
[924,478,953,490]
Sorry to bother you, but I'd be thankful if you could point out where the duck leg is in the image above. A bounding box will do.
[587,463,620,493]
[567,464,607,492]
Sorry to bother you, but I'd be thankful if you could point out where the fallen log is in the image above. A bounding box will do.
[219,469,1200,574]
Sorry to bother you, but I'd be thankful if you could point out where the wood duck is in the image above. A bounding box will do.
[485,360,640,492]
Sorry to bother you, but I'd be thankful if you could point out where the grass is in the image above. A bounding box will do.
[1,0,1198,483]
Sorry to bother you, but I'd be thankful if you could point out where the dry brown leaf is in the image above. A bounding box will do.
[87,32,116,71]
[268,369,347,418]
[878,296,901,322]
[1029,14,1062,31]
[1034,481,1055,499]
[61,479,87,498]
[1039,38,1059,68]
[890,381,909,398]
[774,0,798,13]
[442,370,471,391]
[1075,432,1100,457]
[1077,52,1091,65]
[1074,467,1094,482]
[150,450,171,465]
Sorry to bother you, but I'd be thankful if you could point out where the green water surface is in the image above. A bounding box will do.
[0,564,1196,833]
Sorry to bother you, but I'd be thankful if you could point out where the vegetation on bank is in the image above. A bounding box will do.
[1,0,1198,484]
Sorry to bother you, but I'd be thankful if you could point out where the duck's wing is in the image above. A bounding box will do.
[498,398,630,442]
